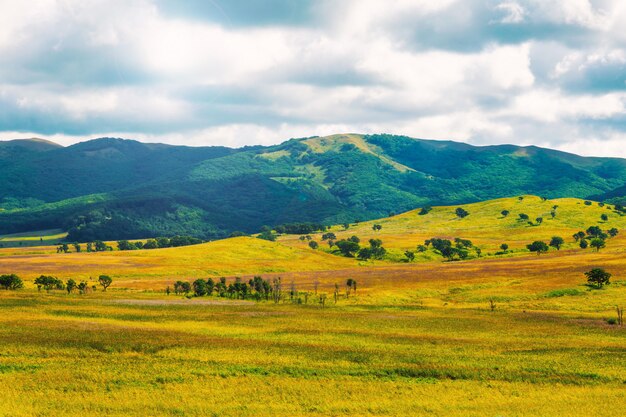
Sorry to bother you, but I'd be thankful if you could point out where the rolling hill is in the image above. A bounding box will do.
[1,133,626,240]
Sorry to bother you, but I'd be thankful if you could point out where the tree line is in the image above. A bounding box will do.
[167,276,358,307]
[0,274,113,293]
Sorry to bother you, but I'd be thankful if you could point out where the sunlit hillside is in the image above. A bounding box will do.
[281,195,626,260]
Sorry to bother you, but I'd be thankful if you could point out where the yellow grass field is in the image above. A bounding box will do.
[1,196,625,416]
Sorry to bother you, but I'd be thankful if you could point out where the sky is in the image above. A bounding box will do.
[1,0,625,156]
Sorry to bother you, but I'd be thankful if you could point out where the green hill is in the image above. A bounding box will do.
[1,134,626,240]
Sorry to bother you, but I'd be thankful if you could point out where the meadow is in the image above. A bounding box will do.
[1,196,625,416]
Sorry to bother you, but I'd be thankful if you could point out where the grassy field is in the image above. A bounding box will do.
[0,228,67,248]
[1,196,625,416]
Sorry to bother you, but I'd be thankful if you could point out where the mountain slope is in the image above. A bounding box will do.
[1,133,625,240]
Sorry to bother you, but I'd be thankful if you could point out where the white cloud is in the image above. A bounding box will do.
[0,0,626,159]
[495,2,526,24]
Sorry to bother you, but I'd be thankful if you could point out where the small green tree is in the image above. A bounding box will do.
[519,213,529,221]
[34,275,64,292]
[585,268,611,289]
[0,274,23,290]
[549,236,564,250]
[608,228,619,238]
[590,238,606,252]
[94,240,108,252]
[527,241,549,255]
[66,279,77,294]
[404,250,415,262]
[335,240,360,257]
[308,241,319,250]
[193,279,207,296]
[500,243,509,252]
[98,275,112,291]
[601,214,609,221]
[372,224,382,231]
[455,208,469,218]
[579,239,588,249]
[501,210,510,217]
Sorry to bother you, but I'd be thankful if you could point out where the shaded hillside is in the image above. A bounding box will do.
[1,134,625,240]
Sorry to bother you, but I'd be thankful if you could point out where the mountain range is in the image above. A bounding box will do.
[1,133,625,240]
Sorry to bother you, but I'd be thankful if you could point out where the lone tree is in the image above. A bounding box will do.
[346,278,354,296]
[549,236,564,251]
[527,241,549,255]
[590,238,606,252]
[308,241,319,250]
[601,214,609,221]
[519,213,529,221]
[0,274,23,290]
[501,210,510,217]
[585,268,611,289]
[500,243,509,252]
[66,279,77,294]
[98,275,113,291]
[455,208,469,218]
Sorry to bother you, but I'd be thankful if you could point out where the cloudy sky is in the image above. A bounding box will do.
[1,0,625,156]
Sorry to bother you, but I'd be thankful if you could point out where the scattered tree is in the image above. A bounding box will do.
[590,238,606,252]
[549,236,564,251]
[66,279,77,294]
[34,275,64,292]
[455,208,469,218]
[601,214,609,221]
[404,250,415,262]
[308,241,319,250]
[419,206,432,215]
[501,210,510,217]
[527,241,549,255]
[98,275,112,291]
[500,243,509,252]
[335,239,360,257]
[580,239,589,249]
[0,274,23,290]
[193,279,207,296]
[585,268,611,288]
[372,224,382,231]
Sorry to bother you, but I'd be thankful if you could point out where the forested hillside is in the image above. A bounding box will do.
[1,134,626,240]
